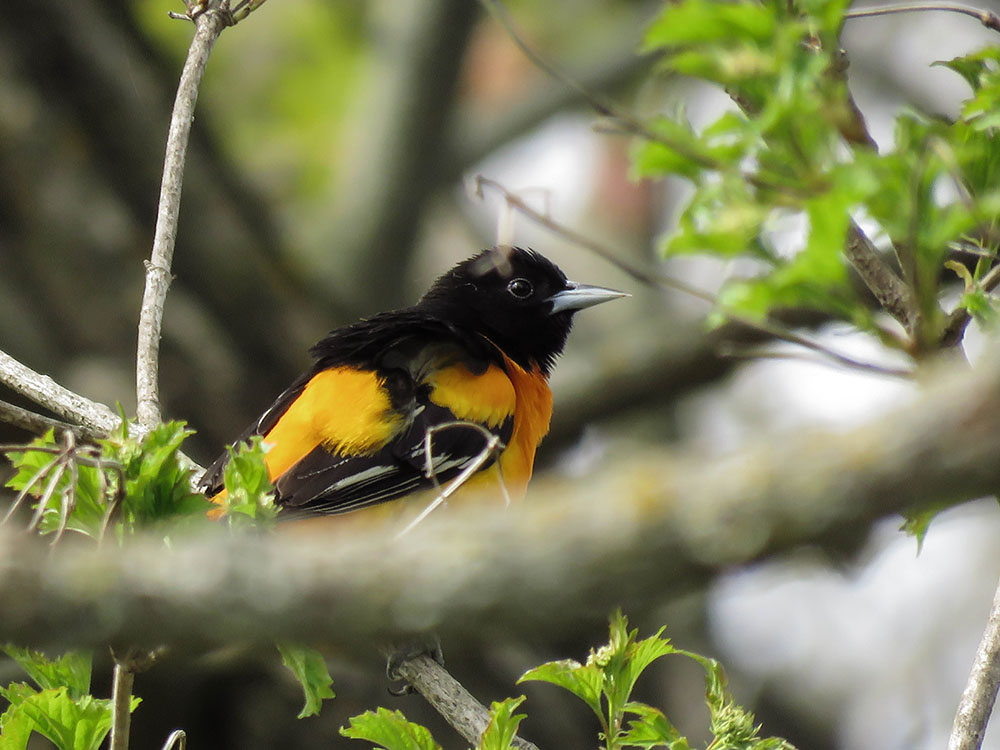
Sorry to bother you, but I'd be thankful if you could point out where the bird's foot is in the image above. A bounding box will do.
[385,634,444,696]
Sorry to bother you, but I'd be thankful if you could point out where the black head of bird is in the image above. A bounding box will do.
[417,246,627,375]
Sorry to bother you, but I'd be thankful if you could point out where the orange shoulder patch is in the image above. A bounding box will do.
[425,362,516,428]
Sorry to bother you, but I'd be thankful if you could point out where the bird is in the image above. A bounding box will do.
[198,246,626,528]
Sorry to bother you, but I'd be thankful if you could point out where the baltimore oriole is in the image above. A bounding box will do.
[199,246,625,525]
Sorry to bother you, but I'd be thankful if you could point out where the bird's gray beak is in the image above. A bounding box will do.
[547,282,629,315]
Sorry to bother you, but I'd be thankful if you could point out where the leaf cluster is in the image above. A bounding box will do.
[634,0,1000,351]
[0,648,138,750]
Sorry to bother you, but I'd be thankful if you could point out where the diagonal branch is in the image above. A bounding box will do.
[0,348,119,436]
[948,573,1000,750]
[135,4,230,429]
[391,654,541,750]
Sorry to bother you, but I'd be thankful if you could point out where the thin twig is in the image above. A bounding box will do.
[162,730,187,750]
[475,176,914,379]
[0,399,104,442]
[718,343,913,378]
[389,653,541,750]
[135,4,229,429]
[396,421,507,538]
[477,0,744,178]
[845,2,1000,31]
[1,453,61,526]
[0,348,119,436]
[474,176,715,301]
[948,573,1000,750]
[26,462,67,534]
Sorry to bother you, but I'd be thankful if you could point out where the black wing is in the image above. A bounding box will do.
[273,398,514,518]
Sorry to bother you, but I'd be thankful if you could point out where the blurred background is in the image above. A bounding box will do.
[1,0,999,747]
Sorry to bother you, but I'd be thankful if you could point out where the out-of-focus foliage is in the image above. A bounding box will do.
[633,0,1000,353]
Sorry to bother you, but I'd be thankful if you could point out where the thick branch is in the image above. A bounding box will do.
[0,349,119,436]
[136,6,228,429]
[392,655,540,750]
[948,574,1000,750]
[0,348,998,649]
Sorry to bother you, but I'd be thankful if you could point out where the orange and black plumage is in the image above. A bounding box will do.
[198,246,625,521]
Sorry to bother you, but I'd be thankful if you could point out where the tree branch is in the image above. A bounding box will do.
[0,349,119,436]
[109,662,135,750]
[948,573,1000,750]
[391,654,540,750]
[0,347,998,650]
[0,399,105,442]
[135,5,229,429]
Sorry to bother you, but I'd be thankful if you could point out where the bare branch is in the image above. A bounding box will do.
[845,2,1000,32]
[845,225,918,335]
[108,662,135,750]
[949,573,1000,750]
[391,654,540,750]
[0,348,119,436]
[0,399,104,442]
[136,5,229,429]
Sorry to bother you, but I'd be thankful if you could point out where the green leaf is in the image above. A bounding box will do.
[479,696,527,750]
[901,502,952,552]
[340,707,441,750]
[642,0,778,50]
[518,659,603,721]
[277,642,335,718]
[115,421,210,527]
[218,436,278,526]
[0,683,36,750]
[675,650,794,750]
[599,612,675,721]
[0,686,124,750]
[621,703,690,750]
[1,648,92,699]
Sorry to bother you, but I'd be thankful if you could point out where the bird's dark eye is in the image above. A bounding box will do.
[507,278,533,299]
